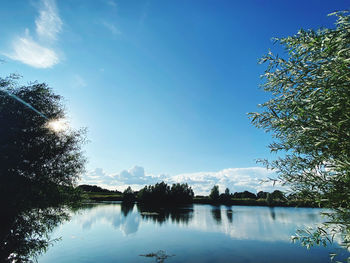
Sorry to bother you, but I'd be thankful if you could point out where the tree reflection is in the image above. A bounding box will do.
[137,204,194,225]
[211,206,222,224]
[121,202,135,217]
[0,207,69,262]
[269,207,276,221]
[226,207,233,223]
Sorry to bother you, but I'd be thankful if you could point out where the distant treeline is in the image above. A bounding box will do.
[78,182,319,207]
[78,184,122,194]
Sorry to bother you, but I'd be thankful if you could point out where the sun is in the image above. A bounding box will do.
[46,118,69,133]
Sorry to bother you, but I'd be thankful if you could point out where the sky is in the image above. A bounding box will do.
[1,0,349,194]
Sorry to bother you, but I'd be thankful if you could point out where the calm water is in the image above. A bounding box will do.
[38,203,348,263]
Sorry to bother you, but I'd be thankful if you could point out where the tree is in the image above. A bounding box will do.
[209,185,220,201]
[270,190,286,201]
[123,186,136,203]
[137,182,194,205]
[78,184,119,193]
[232,191,256,199]
[170,183,194,204]
[219,187,231,204]
[257,191,268,199]
[0,75,86,261]
[249,12,350,254]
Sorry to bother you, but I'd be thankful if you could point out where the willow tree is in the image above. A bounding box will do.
[249,12,350,253]
[0,75,86,261]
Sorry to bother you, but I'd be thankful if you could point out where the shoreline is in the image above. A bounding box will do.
[84,193,320,208]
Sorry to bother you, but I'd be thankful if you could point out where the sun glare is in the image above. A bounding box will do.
[46,118,69,133]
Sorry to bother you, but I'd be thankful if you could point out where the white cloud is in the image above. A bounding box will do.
[82,168,115,185]
[3,0,62,68]
[80,166,281,195]
[35,0,62,41]
[117,166,147,184]
[6,37,59,68]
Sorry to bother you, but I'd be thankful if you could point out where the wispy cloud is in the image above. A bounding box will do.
[101,21,121,35]
[72,74,87,88]
[106,0,117,8]
[80,166,281,195]
[35,0,62,41]
[4,0,62,68]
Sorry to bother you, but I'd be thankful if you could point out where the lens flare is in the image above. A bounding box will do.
[46,118,68,133]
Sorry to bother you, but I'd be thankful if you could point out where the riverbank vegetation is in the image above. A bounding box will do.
[2,9,349,263]
[79,183,318,208]
[249,11,350,257]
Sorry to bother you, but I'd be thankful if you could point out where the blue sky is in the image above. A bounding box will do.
[1,0,349,194]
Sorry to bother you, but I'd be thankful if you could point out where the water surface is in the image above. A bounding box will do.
[38,203,348,262]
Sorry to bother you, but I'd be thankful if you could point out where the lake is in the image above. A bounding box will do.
[37,203,349,263]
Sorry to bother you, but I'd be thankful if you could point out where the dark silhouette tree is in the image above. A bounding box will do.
[257,191,268,199]
[270,190,286,201]
[0,75,86,261]
[219,188,231,204]
[232,191,256,199]
[78,184,120,194]
[122,186,136,204]
[137,182,194,206]
[170,183,194,204]
[209,185,220,201]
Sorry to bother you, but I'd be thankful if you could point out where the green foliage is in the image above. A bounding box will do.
[270,190,286,201]
[170,183,195,204]
[257,191,268,199]
[78,184,121,194]
[232,191,257,199]
[265,190,286,207]
[123,186,136,203]
[266,193,273,206]
[0,76,86,213]
[0,75,86,261]
[137,182,194,206]
[209,185,220,201]
[249,11,350,255]
[85,192,123,201]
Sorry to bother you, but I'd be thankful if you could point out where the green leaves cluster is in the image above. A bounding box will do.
[137,182,194,205]
[249,11,350,254]
[209,185,220,201]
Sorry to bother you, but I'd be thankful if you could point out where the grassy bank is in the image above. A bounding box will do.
[84,192,123,201]
[193,197,319,208]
